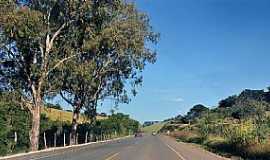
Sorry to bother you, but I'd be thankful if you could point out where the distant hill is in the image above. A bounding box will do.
[41,107,107,124]
[164,89,270,126]
[142,122,166,133]
[218,89,270,109]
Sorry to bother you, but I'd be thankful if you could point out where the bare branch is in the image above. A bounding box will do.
[60,91,74,106]
[20,96,34,112]
[49,20,74,48]
[46,52,81,76]
[43,20,74,75]
[49,23,66,48]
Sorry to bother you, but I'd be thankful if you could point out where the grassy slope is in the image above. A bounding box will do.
[41,107,106,124]
[142,122,166,133]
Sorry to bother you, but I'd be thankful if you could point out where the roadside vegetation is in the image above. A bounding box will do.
[0,93,139,156]
[0,0,157,154]
[162,88,270,160]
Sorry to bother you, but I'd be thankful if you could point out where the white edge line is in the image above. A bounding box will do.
[0,136,131,160]
[28,152,60,160]
[177,141,229,160]
[166,143,187,160]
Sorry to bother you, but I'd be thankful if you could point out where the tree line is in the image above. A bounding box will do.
[0,0,158,151]
[0,93,139,156]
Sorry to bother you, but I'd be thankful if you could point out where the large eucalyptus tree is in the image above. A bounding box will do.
[0,0,158,150]
[0,0,87,150]
[58,0,158,145]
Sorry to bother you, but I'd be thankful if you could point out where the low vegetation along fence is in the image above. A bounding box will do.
[168,120,270,159]
[0,102,139,156]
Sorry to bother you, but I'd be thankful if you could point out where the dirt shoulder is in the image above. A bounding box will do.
[160,135,230,160]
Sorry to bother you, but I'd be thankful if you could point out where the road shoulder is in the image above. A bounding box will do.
[0,136,132,160]
[160,135,229,160]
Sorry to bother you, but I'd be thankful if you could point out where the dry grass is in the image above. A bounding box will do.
[41,107,106,124]
[171,130,197,139]
[171,131,203,143]
[172,130,270,159]
[142,122,165,133]
[243,143,270,159]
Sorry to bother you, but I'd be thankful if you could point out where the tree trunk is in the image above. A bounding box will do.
[70,107,80,145]
[29,99,41,151]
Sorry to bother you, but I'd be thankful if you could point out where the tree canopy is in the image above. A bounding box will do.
[0,0,158,150]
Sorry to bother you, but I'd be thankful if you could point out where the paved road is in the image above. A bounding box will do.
[5,135,228,160]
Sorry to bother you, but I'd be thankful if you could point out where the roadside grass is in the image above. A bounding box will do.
[42,107,106,124]
[172,130,203,144]
[142,122,166,133]
[172,131,270,160]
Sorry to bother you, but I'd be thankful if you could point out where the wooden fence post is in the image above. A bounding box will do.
[64,132,66,147]
[44,132,47,149]
[89,133,92,142]
[85,131,88,143]
[54,133,57,147]
[14,131,17,144]
[76,133,78,144]
[69,133,72,146]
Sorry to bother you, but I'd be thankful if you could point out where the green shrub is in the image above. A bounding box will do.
[0,102,30,156]
[223,121,255,146]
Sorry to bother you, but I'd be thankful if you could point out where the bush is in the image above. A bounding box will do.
[223,121,255,146]
[172,131,203,144]
[0,102,31,156]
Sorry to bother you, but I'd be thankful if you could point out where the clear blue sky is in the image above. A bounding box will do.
[107,0,270,122]
[57,0,270,123]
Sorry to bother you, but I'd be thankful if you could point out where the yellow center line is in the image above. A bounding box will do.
[105,152,119,160]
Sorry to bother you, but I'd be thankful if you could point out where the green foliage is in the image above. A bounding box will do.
[57,0,159,120]
[0,0,95,150]
[103,113,139,135]
[197,101,270,146]
[198,112,211,141]
[0,0,74,92]
[166,88,270,159]
[218,95,237,108]
[0,0,158,150]
[223,121,255,146]
[218,89,270,110]
[45,103,62,110]
[252,101,269,144]
[0,101,31,156]
[0,101,138,155]
[185,104,209,123]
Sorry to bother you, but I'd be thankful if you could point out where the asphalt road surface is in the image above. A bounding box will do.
[5,135,228,160]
